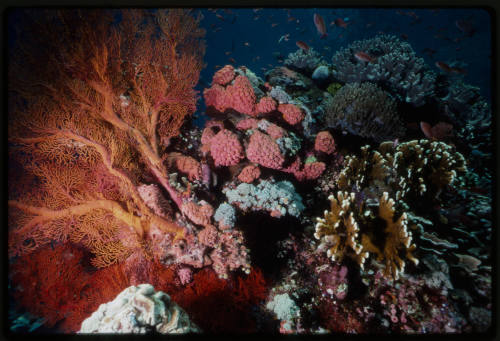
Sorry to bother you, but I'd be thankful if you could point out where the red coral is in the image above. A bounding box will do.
[236,118,259,130]
[237,164,261,183]
[315,131,336,154]
[169,266,268,333]
[204,84,229,112]
[246,130,285,170]
[226,75,256,116]
[209,129,244,167]
[278,103,305,125]
[9,244,130,333]
[212,64,235,86]
[256,96,277,115]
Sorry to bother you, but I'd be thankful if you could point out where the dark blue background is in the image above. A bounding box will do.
[193,8,491,125]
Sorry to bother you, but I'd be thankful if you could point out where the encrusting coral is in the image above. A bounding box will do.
[314,191,418,280]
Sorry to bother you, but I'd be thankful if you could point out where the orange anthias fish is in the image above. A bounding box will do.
[354,51,375,63]
[435,61,467,74]
[313,13,327,39]
[334,18,348,28]
[296,40,310,51]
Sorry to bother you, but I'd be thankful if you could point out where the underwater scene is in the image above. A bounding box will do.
[7,8,493,335]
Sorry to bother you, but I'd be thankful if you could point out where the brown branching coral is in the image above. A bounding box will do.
[324,82,405,142]
[314,191,418,280]
[8,9,205,267]
[337,139,467,204]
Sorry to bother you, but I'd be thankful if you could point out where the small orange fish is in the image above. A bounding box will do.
[216,13,225,21]
[228,57,236,64]
[313,13,327,39]
[354,51,375,63]
[271,23,279,27]
[225,51,231,55]
[296,40,310,51]
[435,61,452,72]
[288,16,297,22]
[334,18,348,28]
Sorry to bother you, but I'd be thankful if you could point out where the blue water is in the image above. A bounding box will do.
[193,8,491,125]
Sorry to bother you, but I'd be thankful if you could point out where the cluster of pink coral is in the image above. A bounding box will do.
[278,103,305,125]
[204,65,278,117]
[256,96,277,114]
[314,131,336,154]
[181,201,214,226]
[283,156,326,181]
[212,64,235,86]
[236,118,259,130]
[209,129,244,166]
[238,165,261,183]
[246,130,285,170]
[226,75,257,116]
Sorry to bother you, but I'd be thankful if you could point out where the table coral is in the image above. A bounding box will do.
[314,191,418,279]
[324,82,405,142]
[331,34,436,106]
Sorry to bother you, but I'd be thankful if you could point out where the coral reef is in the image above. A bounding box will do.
[324,82,405,142]
[314,191,418,279]
[331,34,436,106]
[224,179,305,218]
[79,284,200,333]
[284,48,325,74]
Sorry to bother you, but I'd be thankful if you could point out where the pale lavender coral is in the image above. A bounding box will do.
[284,48,325,74]
[331,35,436,106]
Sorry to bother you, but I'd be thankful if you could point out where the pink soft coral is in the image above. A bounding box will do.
[256,96,277,115]
[226,75,256,116]
[278,103,305,125]
[212,64,235,86]
[314,131,336,154]
[246,130,285,170]
[237,164,261,183]
[209,129,244,166]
